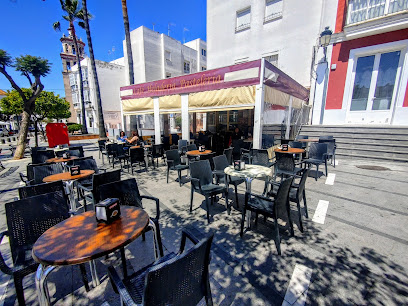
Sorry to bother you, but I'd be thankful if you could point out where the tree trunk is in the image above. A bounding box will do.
[71,23,88,134]
[82,0,107,139]
[13,110,30,159]
[121,0,134,85]
[34,120,39,147]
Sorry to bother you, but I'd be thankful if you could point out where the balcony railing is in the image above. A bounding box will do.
[264,11,282,23]
[347,0,408,25]
[235,23,250,32]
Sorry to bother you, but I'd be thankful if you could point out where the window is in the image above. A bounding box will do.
[81,67,88,80]
[201,49,206,57]
[166,72,172,78]
[66,61,71,70]
[165,50,171,62]
[184,61,190,73]
[202,66,207,71]
[69,73,77,85]
[236,7,251,32]
[65,44,69,52]
[264,53,279,67]
[265,0,283,23]
[73,62,76,66]
[84,90,90,102]
[72,46,76,55]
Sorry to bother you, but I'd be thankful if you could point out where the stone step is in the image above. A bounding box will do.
[336,151,408,162]
[299,132,408,141]
[300,126,408,135]
[336,147,408,159]
[337,143,408,153]
[335,138,408,146]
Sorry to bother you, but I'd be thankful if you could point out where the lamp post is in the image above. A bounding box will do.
[319,26,332,125]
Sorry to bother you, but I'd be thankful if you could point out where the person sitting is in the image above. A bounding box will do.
[117,131,128,142]
[231,127,243,140]
[126,130,140,145]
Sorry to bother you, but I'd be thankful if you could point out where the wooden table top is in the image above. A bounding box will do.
[274,148,305,154]
[32,206,149,266]
[43,170,95,183]
[46,156,79,163]
[186,150,212,156]
[225,164,273,179]
[297,138,319,142]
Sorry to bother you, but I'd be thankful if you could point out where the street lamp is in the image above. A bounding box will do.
[318,26,332,125]
[319,26,333,61]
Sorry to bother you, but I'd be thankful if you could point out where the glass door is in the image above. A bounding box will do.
[348,50,402,124]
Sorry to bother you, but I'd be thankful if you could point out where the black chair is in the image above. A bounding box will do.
[105,143,116,165]
[288,141,303,149]
[262,134,275,149]
[98,139,107,159]
[31,149,55,164]
[251,149,274,167]
[187,144,197,151]
[19,162,48,186]
[303,143,328,181]
[129,147,148,173]
[178,139,188,155]
[231,139,244,161]
[213,155,245,208]
[319,138,336,167]
[165,149,189,187]
[0,192,89,305]
[190,160,229,223]
[148,144,164,168]
[31,163,64,185]
[99,178,164,259]
[319,135,334,140]
[240,176,294,255]
[296,135,308,149]
[112,143,129,170]
[78,169,121,209]
[274,152,303,180]
[268,169,310,232]
[69,146,85,157]
[171,134,180,147]
[199,152,215,170]
[223,147,233,164]
[162,136,170,151]
[108,229,214,306]
[18,180,66,201]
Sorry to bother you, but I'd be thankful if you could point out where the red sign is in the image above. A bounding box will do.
[120,60,261,99]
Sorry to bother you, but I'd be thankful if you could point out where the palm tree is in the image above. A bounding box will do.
[53,0,88,134]
[121,0,134,84]
[81,0,107,139]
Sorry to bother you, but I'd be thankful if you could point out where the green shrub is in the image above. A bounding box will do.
[68,124,82,133]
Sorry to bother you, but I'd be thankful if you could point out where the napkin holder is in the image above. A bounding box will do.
[70,165,80,176]
[95,198,121,224]
[62,151,70,159]
[199,146,205,152]
[234,160,245,171]
[282,144,289,151]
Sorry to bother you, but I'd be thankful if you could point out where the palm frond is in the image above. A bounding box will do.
[77,21,85,29]
[52,21,61,32]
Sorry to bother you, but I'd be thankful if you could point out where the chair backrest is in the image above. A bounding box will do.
[178,140,188,153]
[114,143,125,156]
[162,136,170,150]
[92,169,121,203]
[190,160,213,186]
[32,163,64,185]
[199,153,215,170]
[171,134,179,145]
[231,139,244,155]
[5,191,70,264]
[296,168,310,199]
[143,233,214,305]
[275,152,295,172]
[223,147,233,164]
[129,147,145,163]
[18,180,66,201]
[72,157,99,173]
[274,176,295,211]
[106,143,116,155]
[319,139,335,154]
[99,178,142,208]
[26,162,49,181]
[251,149,270,166]
[308,143,327,160]
[288,141,303,149]
[213,154,229,171]
[98,139,107,151]
[165,149,182,166]
[31,150,55,164]
[187,144,197,151]
[319,135,333,140]
[296,135,308,140]
[69,146,85,157]
[262,134,275,149]
[55,149,68,157]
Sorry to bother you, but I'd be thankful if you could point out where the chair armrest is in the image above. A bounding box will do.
[212,170,225,176]
[190,177,202,192]
[247,191,274,203]
[0,231,13,275]
[179,229,200,254]
[107,266,139,306]
[140,195,160,220]
[19,172,27,183]
[77,183,93,193]
[99,167,107,173]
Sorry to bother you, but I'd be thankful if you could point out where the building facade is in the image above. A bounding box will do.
[70,58,125,132]
[59,28,85,123]
[313,0,408,125]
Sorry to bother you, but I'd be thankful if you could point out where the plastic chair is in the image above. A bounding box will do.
[69,146,85,157]
[303,143,328,181]
[274,152,303,180]
[18,180,66,201]
[178,139,188,155]
[98,139,107,159]
[223,147,233,164]
[31,163,64,185]
[262,134,275,149]
[149,144,164,168]
[108,229,213,306]
[240,176,294,255]
[165,149,189,186]
[319,138,336,167]
[31,150,55,164]
[190,160,230,223]
[129,147,148,173]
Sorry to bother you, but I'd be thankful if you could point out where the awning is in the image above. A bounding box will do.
[122,97,154,115]
[159,95,181,114]
[188,86,255,112]
[264,86,304,109]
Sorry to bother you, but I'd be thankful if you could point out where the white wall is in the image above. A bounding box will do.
[207,0,337,87]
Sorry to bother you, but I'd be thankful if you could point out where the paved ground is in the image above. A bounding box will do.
[0,139,407,305]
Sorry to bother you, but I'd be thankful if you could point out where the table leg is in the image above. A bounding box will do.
[148,219,160,260]
[35,264,56,306]
[89,260,100,287]
[64,180,77,213]
[245,177,253,229]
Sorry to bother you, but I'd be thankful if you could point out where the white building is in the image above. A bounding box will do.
[70,58,125,133]
[207,0,336,87]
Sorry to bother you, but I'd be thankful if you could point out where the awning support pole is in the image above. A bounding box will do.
[153,97,161,144]
[253,58,266,149]
[181,94,190,141]
[285,96,293,140]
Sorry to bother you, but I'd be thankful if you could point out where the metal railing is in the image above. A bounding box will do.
[347,0,408,25]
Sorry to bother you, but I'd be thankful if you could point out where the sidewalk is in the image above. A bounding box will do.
[0,139,407,305]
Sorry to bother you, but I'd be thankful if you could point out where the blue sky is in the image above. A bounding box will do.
[1,0,207,97]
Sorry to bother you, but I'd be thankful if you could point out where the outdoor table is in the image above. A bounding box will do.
[186,149,212,156]
[43,170,94,212]
[130,145,152,149]
[33,206,150,306]
[46,156,79,163]
[275,147,305,163]
[297,138,319,143]
[225,164,273,228]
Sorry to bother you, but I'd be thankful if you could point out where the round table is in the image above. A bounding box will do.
[186,150,212,156]
[43,170,95,212]
[297,138,319,143]
[33,206,150,306]
[274,148,305,154]
[46,156,79,163]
